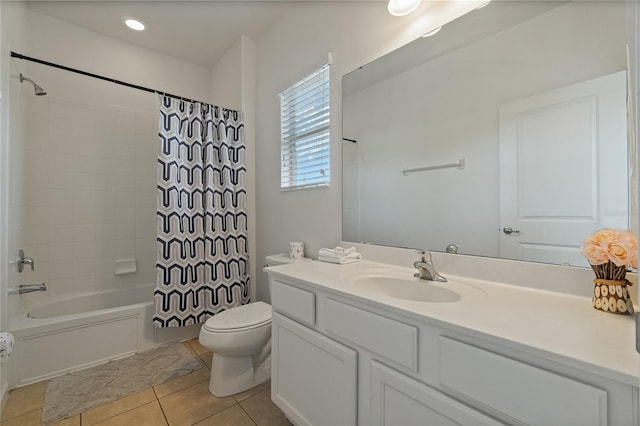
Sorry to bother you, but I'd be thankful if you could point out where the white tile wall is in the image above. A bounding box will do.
[21,95,158,300]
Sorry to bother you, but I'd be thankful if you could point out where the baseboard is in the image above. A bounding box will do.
[0,380,9,416]
[155,323,201,346]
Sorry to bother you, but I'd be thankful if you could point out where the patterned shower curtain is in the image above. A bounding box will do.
[154,95,250,327]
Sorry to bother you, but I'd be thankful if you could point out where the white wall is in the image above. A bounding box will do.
[344,2,627,257]
[629,0,640,349]
[239,36,258,303]
[19,89,158,302]
[0,0,26,410]
[254,1,480,302]
[210,37,242,110]
[8,10,212,316]
[24,11,210,105]
[209,35,257,301]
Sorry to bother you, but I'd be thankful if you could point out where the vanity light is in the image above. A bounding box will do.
[388,0,421,17]
[123,17,146,31]
[475,1,491,10]
[421,26,442,37]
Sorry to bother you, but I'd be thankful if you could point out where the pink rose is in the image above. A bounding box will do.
[581,228,638,268]
[607,229,638,268]
[580,229,615,265]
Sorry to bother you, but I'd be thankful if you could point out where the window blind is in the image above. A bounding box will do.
[279,64,330,190]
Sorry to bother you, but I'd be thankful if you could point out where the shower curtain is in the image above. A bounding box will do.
[153,95,250,327]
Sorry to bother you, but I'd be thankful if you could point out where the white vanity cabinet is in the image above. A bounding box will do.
[369,360,503,425]
[270,280,358,426]
[268,275,639,426]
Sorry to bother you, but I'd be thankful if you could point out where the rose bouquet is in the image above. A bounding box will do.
[580,228,636,314]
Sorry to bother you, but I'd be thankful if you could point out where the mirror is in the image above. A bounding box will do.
[342,1,635,268]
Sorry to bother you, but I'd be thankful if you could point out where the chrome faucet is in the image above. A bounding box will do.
[17,249,35,273]
[445,244,459,254]
[8,282,47,295]
[413,251,447,282]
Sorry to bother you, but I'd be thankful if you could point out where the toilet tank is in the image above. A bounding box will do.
[261,254,311,303]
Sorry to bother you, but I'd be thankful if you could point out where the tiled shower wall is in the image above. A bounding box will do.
[20,93,157,302]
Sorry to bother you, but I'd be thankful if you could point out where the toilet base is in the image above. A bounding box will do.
[209,352,271,397]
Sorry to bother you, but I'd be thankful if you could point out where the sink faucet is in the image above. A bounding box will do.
[413,251,447,282]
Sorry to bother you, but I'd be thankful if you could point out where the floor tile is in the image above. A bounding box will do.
[153,367,210,399]
[0,409,42,426]
[185,338,209,356]
[159,381,236,426]
[93,401,167,426]
[193,404,256,426]
[199,352,212,370]
[1,381,48,421]
[233,381,270,403]
[240,389,291,426]
[81,388,156,426]
[49,414,80,426]
[182,341,200,358]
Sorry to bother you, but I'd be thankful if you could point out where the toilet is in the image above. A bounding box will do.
[199,254,311,397]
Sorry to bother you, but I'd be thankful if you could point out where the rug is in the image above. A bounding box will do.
[42,343,204,424]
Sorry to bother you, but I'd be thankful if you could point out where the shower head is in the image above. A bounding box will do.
[19,73,46,96]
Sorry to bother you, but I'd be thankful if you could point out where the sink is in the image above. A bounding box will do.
[343,269,461,303]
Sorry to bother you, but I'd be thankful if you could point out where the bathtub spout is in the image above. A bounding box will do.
[9,282,47,295]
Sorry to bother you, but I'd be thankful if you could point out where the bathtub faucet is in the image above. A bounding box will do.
[8,282,47,295]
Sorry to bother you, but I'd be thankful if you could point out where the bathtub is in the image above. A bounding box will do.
[9,284,200,387]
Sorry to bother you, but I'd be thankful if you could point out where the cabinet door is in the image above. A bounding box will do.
[370,361,503,426]
[439,337,608,426]
[272,312,357,426]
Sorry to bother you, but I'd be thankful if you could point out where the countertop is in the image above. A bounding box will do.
[266,259,640,386]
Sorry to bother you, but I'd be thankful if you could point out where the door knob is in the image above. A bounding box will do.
[503,227,520,235]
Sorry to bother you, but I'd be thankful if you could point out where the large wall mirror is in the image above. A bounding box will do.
[342,0,637,268]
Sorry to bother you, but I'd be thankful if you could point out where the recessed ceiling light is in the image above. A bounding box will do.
[421,26,442,37]
[387,0,420,17]
[124,17,145,31]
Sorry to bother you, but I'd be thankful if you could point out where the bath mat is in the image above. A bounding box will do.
[42,342,203,424]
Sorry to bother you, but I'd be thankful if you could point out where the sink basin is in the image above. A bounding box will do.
[344,269,461,303]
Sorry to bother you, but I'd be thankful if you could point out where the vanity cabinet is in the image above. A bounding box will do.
[271,281,357,426]
[369,360,502,425]
[269,276,638,426]
[438,337,609,425]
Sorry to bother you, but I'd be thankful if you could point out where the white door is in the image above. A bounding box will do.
[499,71,628,266]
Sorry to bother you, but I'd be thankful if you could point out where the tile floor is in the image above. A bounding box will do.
[0,339,291,426]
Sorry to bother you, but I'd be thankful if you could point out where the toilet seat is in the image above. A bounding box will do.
[203,301,272,333]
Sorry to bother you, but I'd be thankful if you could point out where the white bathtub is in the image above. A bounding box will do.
[9,284,200,387]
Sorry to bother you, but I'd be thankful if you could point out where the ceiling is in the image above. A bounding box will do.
[26,1,295,68]
[343,0,565,95]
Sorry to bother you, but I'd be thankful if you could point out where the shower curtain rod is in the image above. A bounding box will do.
[10,51,205,105]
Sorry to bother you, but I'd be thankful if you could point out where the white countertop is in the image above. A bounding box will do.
[267,259,640,386]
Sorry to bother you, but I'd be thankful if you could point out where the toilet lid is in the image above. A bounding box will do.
[203,301,272,332]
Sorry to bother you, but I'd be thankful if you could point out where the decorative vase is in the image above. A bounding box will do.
[591,262,634,315]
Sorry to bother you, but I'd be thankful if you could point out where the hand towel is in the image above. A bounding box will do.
[317,246,362,264]
[318,255,362,265]
[318,246,360,259]
[319,246,356,256]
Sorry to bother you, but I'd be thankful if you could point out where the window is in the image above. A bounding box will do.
[279,64,330,190]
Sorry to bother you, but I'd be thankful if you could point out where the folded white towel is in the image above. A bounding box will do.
[318,246,360,259]
[317,246,362,264]
[318,255,362,265]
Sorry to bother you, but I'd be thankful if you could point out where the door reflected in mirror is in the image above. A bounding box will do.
[342,1,635,267]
